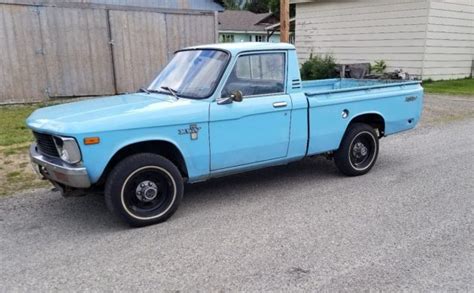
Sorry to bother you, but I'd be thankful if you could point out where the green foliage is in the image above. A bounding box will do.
[244,0,269,13]
[423,78,474,96]
[0,105,38,146]
[215,0,240,10]
[268,0,280,13]
[423,78,434,84]
[300,54,338,80]
[371,60,387,74]
[243,0,295,15]
[217,0,295,16]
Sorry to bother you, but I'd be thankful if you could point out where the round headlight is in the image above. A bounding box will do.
[60,149,70,161]
[53,136,81,164]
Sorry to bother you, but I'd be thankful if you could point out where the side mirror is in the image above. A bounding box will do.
[217,90,243,105]
[230,90,243,102]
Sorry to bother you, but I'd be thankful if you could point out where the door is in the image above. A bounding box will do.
[40,7,115,97]
[210,52,291,170]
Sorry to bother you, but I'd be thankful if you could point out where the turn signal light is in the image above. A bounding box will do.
[84,137,100,145]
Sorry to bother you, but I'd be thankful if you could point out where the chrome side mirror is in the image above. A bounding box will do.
[217,90,243,105]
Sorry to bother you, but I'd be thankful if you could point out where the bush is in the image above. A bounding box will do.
[371,60,387,74]
[300,53,338,80]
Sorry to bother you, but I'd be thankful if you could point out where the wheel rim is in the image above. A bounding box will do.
[349,131,377,170]
[120,166,177,220]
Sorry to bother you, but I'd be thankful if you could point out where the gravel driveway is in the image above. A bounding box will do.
[1,99,473,291]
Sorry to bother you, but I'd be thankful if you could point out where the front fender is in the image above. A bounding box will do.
[77,124,210,184]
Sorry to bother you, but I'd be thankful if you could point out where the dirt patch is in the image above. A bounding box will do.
[0,144,50,196]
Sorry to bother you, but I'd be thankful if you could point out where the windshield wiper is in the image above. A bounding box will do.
[138,88,150,94]
[160,86,179,100]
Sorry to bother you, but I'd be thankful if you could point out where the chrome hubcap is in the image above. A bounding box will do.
[135,180,158,202]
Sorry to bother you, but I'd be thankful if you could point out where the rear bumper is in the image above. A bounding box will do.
[29,143,91,188]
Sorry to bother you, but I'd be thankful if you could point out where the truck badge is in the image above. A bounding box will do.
[178,124,201,140]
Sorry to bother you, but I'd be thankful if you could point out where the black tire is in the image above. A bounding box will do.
[105,153,183,227]
[334,123,379,176]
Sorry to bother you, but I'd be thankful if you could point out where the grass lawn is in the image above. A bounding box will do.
[0,104,50,196]
[0,105,39,147]
[423,78,474,96]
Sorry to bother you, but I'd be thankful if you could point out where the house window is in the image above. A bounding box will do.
[220,34,234,43]
[255,35,264,42]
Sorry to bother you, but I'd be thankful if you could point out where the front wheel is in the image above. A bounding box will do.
[334,123,379,176]
[105,153,183,227]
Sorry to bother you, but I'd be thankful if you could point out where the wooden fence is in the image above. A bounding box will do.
[0,2,217,104]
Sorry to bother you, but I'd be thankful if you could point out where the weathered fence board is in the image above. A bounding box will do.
[110,11,217,93]
[39,6,115,97]
[165,13,216,55]
[109,10,169,93]
[0,5,47,103]
[0,2,218,104]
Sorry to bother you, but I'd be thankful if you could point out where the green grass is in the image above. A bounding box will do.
[423,78,474,96]
[6,171,21,178]
[1,171,50,197]
[0,105,40,146]
[0,101,65,196]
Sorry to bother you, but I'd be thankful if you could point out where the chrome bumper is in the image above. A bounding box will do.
[29,143,91,188]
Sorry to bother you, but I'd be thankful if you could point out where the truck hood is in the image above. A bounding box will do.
[27,93,209,135]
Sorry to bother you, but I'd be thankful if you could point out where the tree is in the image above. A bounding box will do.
[215,0,294,16]
[244,0,270,13]
[214,0,240,10]
[268,0,279,13]
[243,0,294,17]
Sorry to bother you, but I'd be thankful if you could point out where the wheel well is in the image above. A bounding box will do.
[97,141,188,186]
[349,113,385,136]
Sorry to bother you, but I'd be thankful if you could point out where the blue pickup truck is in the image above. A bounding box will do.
[27,43,423,226]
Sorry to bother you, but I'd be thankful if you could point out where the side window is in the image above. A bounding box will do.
[223,53,285,97]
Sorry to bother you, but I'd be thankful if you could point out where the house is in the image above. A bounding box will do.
[218,10,281,43]
[265,18,296,44]
[292,0,474,80]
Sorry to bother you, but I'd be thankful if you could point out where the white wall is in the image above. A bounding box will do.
[294,0,474,80]
[423,0,474,80]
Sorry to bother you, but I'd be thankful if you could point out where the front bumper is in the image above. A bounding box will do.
[29,143,91,188]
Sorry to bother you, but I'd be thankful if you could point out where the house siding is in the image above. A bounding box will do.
[294,0,474,80]
[423,0,474,80]
[295,0,430,75]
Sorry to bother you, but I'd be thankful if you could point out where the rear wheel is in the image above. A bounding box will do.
[334,123,379,176]
[105,153,183,227]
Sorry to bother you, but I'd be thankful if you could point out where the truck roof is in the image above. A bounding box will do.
[185,42,296,54]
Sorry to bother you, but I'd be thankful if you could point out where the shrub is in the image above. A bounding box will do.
[371,60,387,74]
[300,53,337,80]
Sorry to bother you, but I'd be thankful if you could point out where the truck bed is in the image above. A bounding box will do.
[301,78,424,156]
[302,78,422,96]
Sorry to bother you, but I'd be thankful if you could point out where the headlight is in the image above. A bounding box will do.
[53,136,82,164]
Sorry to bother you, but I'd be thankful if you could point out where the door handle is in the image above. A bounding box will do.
[273,101,287,108]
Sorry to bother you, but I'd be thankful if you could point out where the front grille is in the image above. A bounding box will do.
[33,131,59,157]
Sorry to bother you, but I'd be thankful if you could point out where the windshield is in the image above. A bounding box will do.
[148,49,229,99]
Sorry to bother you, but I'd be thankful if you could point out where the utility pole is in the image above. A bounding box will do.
[280,0,290,43]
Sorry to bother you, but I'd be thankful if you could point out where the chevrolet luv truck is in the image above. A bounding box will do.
[27,43,423,226]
